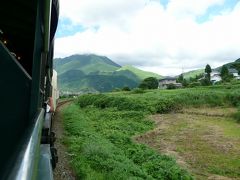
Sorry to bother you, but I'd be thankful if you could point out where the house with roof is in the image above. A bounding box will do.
[229,68,240,80]
[210,71,222,84]
[208,68,240,84]
[158,77,182,89]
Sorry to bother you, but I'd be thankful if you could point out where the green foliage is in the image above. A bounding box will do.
[63,104,192,179]
[220,65,232,82]
[167,83,177,89]
[139,77,159,89]
[131,88,146,94]
[200,78,211,86]
[177,74,184,83]
[62,85,240,179]
[188,82,201,88]
[205,64,212,74]
[121,86,131,91]
[77,85,240,114]
[182,79,189,87]
[204,64,211,83]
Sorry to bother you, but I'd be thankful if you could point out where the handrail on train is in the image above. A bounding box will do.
[7,109,45,180]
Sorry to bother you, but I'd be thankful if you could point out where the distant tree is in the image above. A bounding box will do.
[203,64,212,85]
[220,65,230,82]
[182,79,188,87]
[205,64,212,74]
[205,64,212,80]
[177,74,184,83]
[139,77,158,89]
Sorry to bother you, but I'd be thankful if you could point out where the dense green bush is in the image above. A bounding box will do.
[77,86,240,114]
[139,77,159,89]
[122,86,131,91]
[167,83,177,89]
[188,82,201,88]
[131,88,145,94]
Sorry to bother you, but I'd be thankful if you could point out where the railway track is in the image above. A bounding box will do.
[57,99,73,108]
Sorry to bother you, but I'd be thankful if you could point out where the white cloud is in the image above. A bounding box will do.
[55,0,240,76]
[167,0,225,18]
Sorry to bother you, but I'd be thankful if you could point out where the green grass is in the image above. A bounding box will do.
[62,104,192,179]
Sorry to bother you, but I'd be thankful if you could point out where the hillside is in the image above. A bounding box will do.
[215,58,240,71]
[179,58,240,79]
[182,69,204,79]
[117,65,163,80]
[54,54,163,93]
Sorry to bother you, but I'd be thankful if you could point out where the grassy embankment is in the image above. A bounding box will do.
[62,85,240,179]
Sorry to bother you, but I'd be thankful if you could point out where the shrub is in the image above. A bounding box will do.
[122,86,131,91]
[139,77,158,89]
[131,88,145,94]
[189,82,201,88]
[167,83,176,89]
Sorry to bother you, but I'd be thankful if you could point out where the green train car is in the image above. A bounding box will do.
[0,0,59,179]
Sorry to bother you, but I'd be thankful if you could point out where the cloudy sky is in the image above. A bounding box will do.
[55,0,240,76]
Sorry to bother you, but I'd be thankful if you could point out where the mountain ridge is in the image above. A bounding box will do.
[54,54,163,92]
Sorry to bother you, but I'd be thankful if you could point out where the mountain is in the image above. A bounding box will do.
[117,65,163,80]
[54,54,121,75]
[54,54,163,93]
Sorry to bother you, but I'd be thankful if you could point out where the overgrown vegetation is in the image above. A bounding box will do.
[62,85,240,179]
[63,104,192,179]
[138,77,159,89]
[77,85,240,113]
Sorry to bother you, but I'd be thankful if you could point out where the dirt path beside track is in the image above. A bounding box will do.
[53,101,76,180]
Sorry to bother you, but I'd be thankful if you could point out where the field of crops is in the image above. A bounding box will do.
[61,85,240,179]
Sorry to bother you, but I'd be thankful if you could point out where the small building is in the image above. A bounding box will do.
[208,69,240,83]
[210,71,221,84]
[229,68,240,80]
[158,77,182,89]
